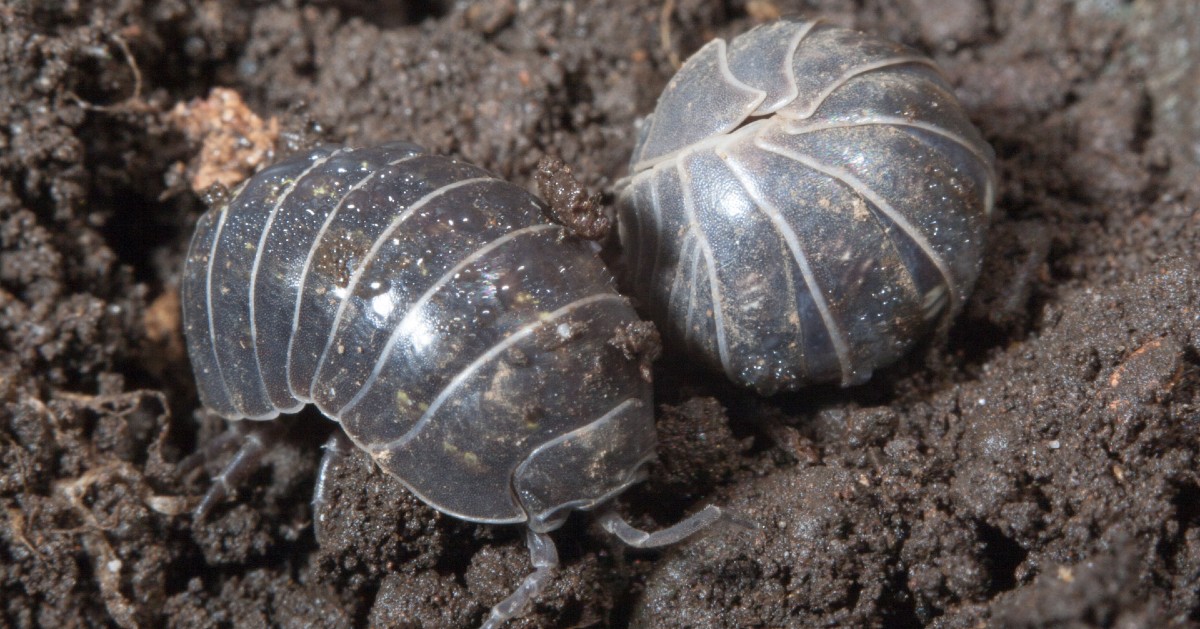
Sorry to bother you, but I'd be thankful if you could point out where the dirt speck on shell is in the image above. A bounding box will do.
[1,1,1197,628]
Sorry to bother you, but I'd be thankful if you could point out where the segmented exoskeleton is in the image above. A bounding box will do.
[181,142,726,629]
[618,18,996,394]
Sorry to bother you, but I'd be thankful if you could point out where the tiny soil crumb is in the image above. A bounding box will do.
[534,156,611,241]
[609,320,662,383]
[169,88,281,193]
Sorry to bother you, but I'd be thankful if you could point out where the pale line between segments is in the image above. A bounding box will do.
[283,153,422,401]
[722,149,852,385]
[203,204,247,419]
[757,138,959,328]
[247,149,338,412]
[676,156,735,383]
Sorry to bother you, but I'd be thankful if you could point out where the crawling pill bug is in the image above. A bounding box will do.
[617,18,997,394]
[180,142,726,628]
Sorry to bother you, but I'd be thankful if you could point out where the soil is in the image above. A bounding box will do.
[1,1,1198,628]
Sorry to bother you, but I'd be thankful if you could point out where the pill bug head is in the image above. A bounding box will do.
[617,18,996,394]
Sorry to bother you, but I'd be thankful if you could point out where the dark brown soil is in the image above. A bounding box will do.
[2,1,1198,628]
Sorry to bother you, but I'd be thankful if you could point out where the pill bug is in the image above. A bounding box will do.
[180,142,725,628]
[617,18,996,394]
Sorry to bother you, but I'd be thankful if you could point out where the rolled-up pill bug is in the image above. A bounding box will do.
[180,142,727,629]
[617,18,996,394]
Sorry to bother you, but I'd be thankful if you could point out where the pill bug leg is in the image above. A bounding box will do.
[187,420,288,522]
[480,528,559,629]
[177,418,246,475]
[312,430,354,544]
[597,504,726,548]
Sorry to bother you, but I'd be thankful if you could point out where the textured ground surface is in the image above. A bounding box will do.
[1,1,1198,627]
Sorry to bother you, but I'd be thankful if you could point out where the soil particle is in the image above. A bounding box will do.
[168,87,281,192]
[163,570,354,629]
[609,321,662,384]
[642,397,748,496]
[904,0,988,51]
[633,466,897,627]
[533,156,610,241]
[989,541,1168,628]
[370,570,478,628]
[1,1,1199,628]
[1133,0,1200,189]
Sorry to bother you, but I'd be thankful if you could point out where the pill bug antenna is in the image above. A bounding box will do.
[597,504,732,548]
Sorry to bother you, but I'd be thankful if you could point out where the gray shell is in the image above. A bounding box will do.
[181,143,655,531]
[617,18,996,394]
